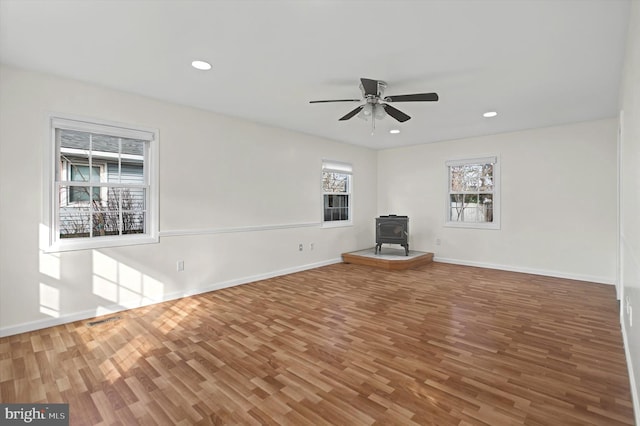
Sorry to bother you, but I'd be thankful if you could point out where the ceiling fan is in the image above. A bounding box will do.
[309,78,439,131]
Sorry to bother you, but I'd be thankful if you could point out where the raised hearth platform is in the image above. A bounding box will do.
[342,248,434,271]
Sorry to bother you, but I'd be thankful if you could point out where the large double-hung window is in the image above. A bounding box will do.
[46,116,158,251]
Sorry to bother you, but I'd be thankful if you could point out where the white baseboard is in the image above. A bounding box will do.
[433,256,615,285]
[162,257,342,300]
[0,257,342,338]
[621,324,640,426]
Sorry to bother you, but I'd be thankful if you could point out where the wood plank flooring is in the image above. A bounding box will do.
[0,262,634,425]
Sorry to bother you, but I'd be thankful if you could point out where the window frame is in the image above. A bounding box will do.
[445,156,500,230]
[43,114,159,252]
[321,160,353,227]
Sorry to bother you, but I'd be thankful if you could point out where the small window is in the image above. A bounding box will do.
[322,160,352,225]
[446,156,500,229]
[46,116,158,251]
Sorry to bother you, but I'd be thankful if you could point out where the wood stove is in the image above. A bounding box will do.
[375,215,409,255]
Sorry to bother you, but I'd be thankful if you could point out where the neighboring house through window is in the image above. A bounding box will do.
[68,164,101,202]
[46,116,158,251]
[322,160,352,225]
[446,156,500,229]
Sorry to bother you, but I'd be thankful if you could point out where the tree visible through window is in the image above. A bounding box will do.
[322,161,352,223]
[446,156,499,229]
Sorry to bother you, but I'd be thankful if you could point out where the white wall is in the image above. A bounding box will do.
[619,0,640,421]
[378,119,618,284]
[0,65,377,336]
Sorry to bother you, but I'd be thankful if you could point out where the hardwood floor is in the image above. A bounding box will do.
[0,262,634,425]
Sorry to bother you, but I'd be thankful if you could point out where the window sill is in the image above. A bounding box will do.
[444,222,500,230]
[45,234,159,253]
[321,221,353,229]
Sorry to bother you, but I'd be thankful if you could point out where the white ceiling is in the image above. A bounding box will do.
[0,0,631,149]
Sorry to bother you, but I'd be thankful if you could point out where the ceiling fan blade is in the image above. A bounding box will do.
[384,93,439,102]
[309,99,361,103]
[382,104,411,122]
[339,105,364,121]
[360,78,379,96]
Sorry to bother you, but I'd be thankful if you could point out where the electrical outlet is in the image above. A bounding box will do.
[177,260,184,272]
[435,238,441,246]
[310,243,314,250]
[298,243,303,251]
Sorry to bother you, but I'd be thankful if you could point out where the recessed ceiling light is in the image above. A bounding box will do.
[483,111,498,118]
[191,60,212,71]
[389,129,400,134]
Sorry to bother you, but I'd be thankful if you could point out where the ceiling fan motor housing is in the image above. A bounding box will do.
[360,80,387,99]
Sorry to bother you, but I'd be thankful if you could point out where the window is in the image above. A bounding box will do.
[446,156,500,229]
[46,116,158,251]
[322,160,352,225]
[68,164,101,202]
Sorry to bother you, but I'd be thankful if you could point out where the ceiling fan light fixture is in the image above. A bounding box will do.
[483,111,498,118]
[191,60,212,71]
[357,103,374,120]
[374,104,387,120]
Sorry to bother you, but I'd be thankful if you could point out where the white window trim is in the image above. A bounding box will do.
[43,113,159,252]
[321,160,353,228]
[444,155,500,230]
